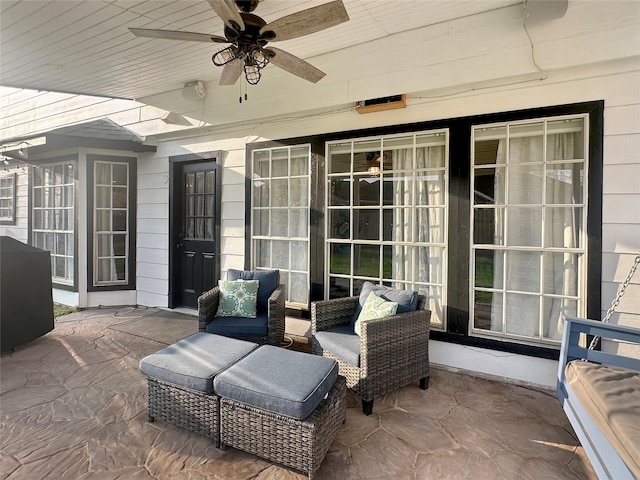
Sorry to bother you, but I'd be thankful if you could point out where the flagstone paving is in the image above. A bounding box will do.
[1,308,596,479]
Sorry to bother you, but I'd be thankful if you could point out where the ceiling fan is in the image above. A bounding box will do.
[129,0,349,86]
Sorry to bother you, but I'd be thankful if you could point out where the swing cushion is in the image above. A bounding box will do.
[565,360,640,477]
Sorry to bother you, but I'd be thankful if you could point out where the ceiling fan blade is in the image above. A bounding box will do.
[266,47,326,83]
[259,0,349,42]
[206,0,245,31]
[129,28,225,43]
[219,58,245,85]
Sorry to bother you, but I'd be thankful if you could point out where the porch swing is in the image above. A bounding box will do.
[556,253,640,480]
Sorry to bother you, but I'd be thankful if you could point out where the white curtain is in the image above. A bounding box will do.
[392,145,445,324]
[490,133,578,340]
[544,133,580,340]
[392,148,412,284]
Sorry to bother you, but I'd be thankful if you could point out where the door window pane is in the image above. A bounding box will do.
[330,244,351,275]
[546,163,584,204]
[353,209,379,241]
[354,245,380,277]
[184,166,216,243]
[326,130,448,328]
[251,145,311,306]
[271,209,288,237]
[471,115,588,346]
[329,177,351,206]
[506,207,542,247]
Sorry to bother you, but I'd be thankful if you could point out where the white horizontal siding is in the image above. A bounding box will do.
[602,195,640,224]
[137,188,168,205]
[138,218,168,235]
[136,155,170,307]
[136,245,168,271]
[601,223,640,253]
[137,276,168,296]
[137,232,168,250]
[137,203,168,219]
[222,184,244,203]
[137,261,168,281]
[598,62,640,356]
[603,164,640,194]
[604,134,640,165]
[138,172,169,190]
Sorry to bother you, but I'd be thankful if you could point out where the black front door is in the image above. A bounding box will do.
[171,160,220,308]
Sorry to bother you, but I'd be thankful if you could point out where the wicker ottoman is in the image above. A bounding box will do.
[139,333,258,446]
[215,345,346,479]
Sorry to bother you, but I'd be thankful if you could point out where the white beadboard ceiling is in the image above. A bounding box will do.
[0,0,521,100]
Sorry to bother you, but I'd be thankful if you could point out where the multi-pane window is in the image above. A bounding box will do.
[252,145,311,307]
[471,116,587,345]
[184,169,216,241]
[32,161,75,284]
[94,161,129,284]
[326,131,448,328]
[0,174,15,224]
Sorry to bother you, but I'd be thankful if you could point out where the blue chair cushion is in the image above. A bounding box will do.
[139,333,258,394]
[227,269,280,314]
[352,281,418,324]
[315,324,361,367]
[214,345,339,420]
[204,312,268,338]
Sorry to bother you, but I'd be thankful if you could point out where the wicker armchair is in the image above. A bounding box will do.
[311,294,431,415]
[198,270,285,345]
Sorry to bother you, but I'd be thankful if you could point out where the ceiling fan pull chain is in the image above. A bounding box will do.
[238,79,250,104]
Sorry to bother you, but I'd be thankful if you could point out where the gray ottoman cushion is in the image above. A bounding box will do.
[214,345,339,420]
[139,333,258,394]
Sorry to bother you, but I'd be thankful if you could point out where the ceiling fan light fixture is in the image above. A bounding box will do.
[250,47,269,69]
[244,62,261,85]
[212,46,237,66]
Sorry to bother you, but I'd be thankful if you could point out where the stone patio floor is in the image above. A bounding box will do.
[0,307,596,479]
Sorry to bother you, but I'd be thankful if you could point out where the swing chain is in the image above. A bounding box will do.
[588,252,640,350]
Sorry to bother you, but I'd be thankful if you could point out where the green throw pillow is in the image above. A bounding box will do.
[354,291,398,336]
[216,280,259,318]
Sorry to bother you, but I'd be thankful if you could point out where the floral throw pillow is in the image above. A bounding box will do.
[354,291,398,336]
[215,280,259,318]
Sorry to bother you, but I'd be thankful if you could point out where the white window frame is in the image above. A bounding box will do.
[0,173,16,224]
[325,130,449,329]
[251,144,311,308]
[93,160,130,286]
[32,161,75,285]
[470,114,589,346]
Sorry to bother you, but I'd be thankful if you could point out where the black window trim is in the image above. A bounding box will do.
[245,100,603,359]
[86,154,137,292]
